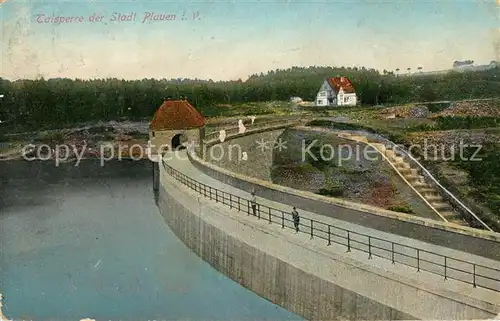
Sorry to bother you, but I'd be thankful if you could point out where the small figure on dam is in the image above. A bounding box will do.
[292,207,300,232]
[250,192,257,216]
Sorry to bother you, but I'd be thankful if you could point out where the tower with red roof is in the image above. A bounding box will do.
[149,98,205,156]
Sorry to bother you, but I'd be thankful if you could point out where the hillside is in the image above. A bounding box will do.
[310,98,500,230]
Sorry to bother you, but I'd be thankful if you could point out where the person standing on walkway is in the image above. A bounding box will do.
[292,207,300,232]
[250,192,257,216]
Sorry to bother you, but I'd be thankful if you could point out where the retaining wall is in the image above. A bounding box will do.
[204,129,285,181]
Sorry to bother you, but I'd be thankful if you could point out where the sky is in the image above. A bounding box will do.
[1,0,499,81]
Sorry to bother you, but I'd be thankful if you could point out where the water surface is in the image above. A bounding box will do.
[0,160,300,320]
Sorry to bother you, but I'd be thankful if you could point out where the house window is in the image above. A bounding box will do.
[317,100,321,105]
[344,97,349,103]
[152,131,155,138]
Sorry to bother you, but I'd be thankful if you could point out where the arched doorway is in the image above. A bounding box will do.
[171,133,187,150]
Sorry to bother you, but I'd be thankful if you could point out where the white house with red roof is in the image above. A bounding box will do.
[315,76,357,107]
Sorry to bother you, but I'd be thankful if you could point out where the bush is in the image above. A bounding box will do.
[337,166,364,174]
[388,202,414,214]
[436,116,500,130]
[426,102,452,113]
[38,131,65,145]
[317,180,344,197]
[128,132,149,139]
[308,150,331,170]
[408,116,500,131]
[88,126,115,134]
[386,131,409,145]
[294,162,318,173]
[305,120,378,133]
[317,187,344,197]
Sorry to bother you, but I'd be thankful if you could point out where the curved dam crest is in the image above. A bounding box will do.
[157,149,500,320]
[157,162,415,320]
[156,119,500,320]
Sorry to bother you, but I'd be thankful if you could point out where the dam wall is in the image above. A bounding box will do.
[157,160,500,320]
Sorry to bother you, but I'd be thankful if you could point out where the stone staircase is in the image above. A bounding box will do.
[338,133,468,227]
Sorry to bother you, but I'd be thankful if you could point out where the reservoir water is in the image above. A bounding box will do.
[0,160,301,320]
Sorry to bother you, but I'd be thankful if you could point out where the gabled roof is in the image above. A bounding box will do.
[150,99,205,130]
[326,77,356,94]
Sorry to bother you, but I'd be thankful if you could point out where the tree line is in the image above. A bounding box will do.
[0,66,498,130]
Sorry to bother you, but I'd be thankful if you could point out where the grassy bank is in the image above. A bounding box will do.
[271,128,437,218]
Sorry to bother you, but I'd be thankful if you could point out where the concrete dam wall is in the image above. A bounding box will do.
[157,160,499,320]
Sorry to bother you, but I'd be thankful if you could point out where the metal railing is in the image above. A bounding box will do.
[307,125,494,231]
[203,116,305,142]
[162,159,500,293]
[379,137,493,231]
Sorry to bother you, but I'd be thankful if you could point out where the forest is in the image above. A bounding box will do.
[0,66,499,131]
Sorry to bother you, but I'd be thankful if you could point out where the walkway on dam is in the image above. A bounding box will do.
[163,150,500,300]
